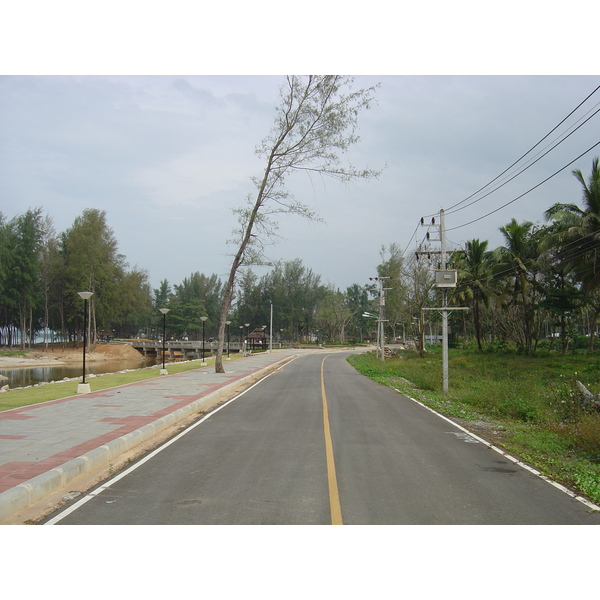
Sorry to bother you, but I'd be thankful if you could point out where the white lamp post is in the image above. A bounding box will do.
[159,308,170,374]
[77,291,94,394]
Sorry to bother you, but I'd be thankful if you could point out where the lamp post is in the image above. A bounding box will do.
[200,316,208,365]
[77,291,94,393]
[159,308,170,375]
[239,325,244,353]
[245,323,250,354]
[363,311,385,361]
[226,320,231,360]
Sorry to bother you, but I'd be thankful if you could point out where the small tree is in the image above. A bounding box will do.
[403,253,435,357]
[214,75,380,372]
[377,243,408,342]
[316,288,355,344]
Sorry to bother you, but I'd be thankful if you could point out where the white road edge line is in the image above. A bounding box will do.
[44,373,276,525]
[397,390,600,513]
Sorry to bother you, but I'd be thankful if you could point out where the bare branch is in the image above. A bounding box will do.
[214,76,381,372]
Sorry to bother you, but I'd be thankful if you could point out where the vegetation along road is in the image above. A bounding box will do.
[44,352,600,525]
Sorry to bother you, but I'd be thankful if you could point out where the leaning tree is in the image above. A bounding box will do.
[214,75,380,372]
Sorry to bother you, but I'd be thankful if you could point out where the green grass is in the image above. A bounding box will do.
[0,350,27,358]
[0,354,244,412]
[347,347,600,506]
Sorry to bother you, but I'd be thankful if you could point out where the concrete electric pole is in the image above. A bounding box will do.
[418,209,467,393]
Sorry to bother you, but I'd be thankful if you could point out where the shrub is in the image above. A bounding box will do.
[547,376,598,423]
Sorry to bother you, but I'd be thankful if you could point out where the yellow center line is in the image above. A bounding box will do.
[321,355,343,525]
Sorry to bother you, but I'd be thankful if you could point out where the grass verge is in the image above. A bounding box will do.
[347,347,600,506]
[0,354,244,412]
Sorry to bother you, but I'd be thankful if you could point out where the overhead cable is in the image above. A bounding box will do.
[446,140,600,232]
[444,104,600,217]
[420,83,600,220]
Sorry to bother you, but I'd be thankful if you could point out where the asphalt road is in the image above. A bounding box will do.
[44,352,600,525]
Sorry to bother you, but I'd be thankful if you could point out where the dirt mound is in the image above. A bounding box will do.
[94,344,144,360]
[39,343,143,363]
[0,343,145,367]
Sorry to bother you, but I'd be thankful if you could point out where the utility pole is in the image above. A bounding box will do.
[440,209,449,393]
[369,276,391,361]
[418,209,467,393]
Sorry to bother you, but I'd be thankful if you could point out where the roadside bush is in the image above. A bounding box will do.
[547,375,597,423]
[573,335,591,350]
[548,414,600,462]
[483,340,511,354]
[497,393,544,422]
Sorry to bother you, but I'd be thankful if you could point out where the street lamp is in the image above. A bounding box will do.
[245,323,250,354]
[363,311,384,361]
[200,316,208,365]
[77,291,93,394]
[226,320,231,360]
[239,325,244,353]
[159,308,170,375]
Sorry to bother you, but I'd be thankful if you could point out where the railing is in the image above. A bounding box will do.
[121,339,278,357]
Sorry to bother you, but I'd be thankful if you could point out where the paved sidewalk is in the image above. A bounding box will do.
[0,349,303,522]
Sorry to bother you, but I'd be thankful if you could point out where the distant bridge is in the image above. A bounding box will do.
[122,339,278,360]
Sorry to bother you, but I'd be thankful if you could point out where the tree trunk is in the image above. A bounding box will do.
[29,306,34,349]
[19,311,26,351]
[473,301,482,351]
[214,268,238,373]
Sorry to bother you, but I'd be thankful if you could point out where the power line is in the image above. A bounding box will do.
[410,84,600,266]
[444,104,600,217]
[446,140,600,232]
[421,83,600,219]
[401,222,420,258]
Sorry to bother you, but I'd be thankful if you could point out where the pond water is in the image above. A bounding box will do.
[0,357,161,389]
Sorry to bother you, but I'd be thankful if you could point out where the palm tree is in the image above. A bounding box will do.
[544,157,600,347]
[544,157,600,290]
[494,219,542,355]
[452,239,494,350]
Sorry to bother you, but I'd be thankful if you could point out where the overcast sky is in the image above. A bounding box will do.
[2,4,599,295]
[2,74,598,293]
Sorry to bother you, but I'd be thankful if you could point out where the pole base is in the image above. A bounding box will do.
[77,383,91,394]
[159,368,168,375]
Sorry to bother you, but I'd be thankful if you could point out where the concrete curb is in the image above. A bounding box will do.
[0,355,295,522]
